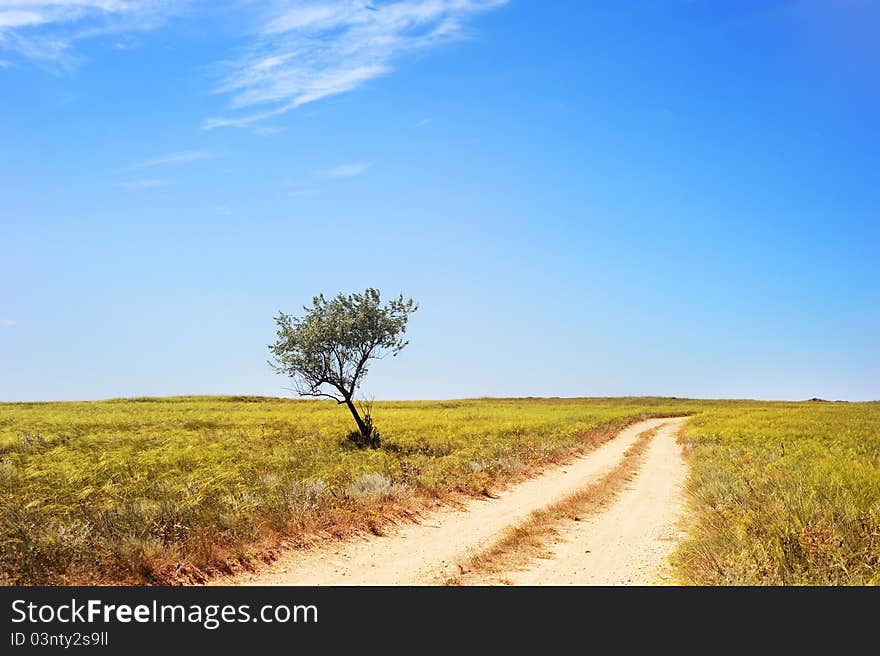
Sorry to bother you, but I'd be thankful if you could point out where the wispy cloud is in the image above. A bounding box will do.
[417,117,432,126]
[252,125,286,137]
[203,0,509,129]
[0,1,181,67]
[289,187,322,197]
[3,2,508,125]
[0,318,16,326]
[282,178,323,196]
[324,161,370,178]
[117,178,174,190]
[130,149,215,170]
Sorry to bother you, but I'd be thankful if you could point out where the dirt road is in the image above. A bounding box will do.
[224,416,688,586]
[488,417,688,585]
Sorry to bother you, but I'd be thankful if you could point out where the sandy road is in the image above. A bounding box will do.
[223,416,687,586]
[494,417,687,585]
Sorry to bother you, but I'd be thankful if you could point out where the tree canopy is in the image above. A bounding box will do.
[268,288,417,446]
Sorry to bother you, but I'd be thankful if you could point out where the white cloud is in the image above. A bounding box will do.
[204,0,509,129]
[417,117,431,125]
[131,149,214,169]
[282,178,322,196]
[0,319,16,326]
[2,1,508,123]
[324,161,370,177]
[0,11,47,29]
[0,1,181,66]
[289,187,322,197]
[253,124,286,136]
[117,178,174,190]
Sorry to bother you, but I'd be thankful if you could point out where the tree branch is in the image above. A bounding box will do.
[288,386,345,403]
[348,339,378,397]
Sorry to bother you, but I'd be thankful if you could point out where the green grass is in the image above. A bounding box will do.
[1,396,877,585]
[673,402,880,585]
[0,395,704,584]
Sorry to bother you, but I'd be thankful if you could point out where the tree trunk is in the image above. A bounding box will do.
[343,397,370,437]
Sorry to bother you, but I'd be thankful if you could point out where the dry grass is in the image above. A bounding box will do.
[0,396,702,585]
[6,395,875,586]
[445,425,660,585]
[673,403,880,585]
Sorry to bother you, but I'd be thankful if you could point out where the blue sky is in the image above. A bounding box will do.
[1,1,878,402]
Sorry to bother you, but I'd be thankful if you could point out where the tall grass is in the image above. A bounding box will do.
[673,402,880,585]
[0,396,701,584]
[4,396,877,585]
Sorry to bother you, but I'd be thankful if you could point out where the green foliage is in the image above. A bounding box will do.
[268,288,417,444]
[673,402,880,585]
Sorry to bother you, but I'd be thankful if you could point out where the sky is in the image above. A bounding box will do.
[1,0,878,402]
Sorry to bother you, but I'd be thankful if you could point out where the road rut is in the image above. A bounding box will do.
[223,416,687,586]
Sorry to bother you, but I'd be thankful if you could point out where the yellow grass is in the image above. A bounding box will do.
[0,396,698,584]
[673,402,880,585]
[2,396,877,585]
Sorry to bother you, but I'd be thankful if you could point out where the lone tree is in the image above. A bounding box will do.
[268,288,417,448]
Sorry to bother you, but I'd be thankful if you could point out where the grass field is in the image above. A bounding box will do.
[0,396,702,584]
[1,396,877,585]
[674,402,880,585]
